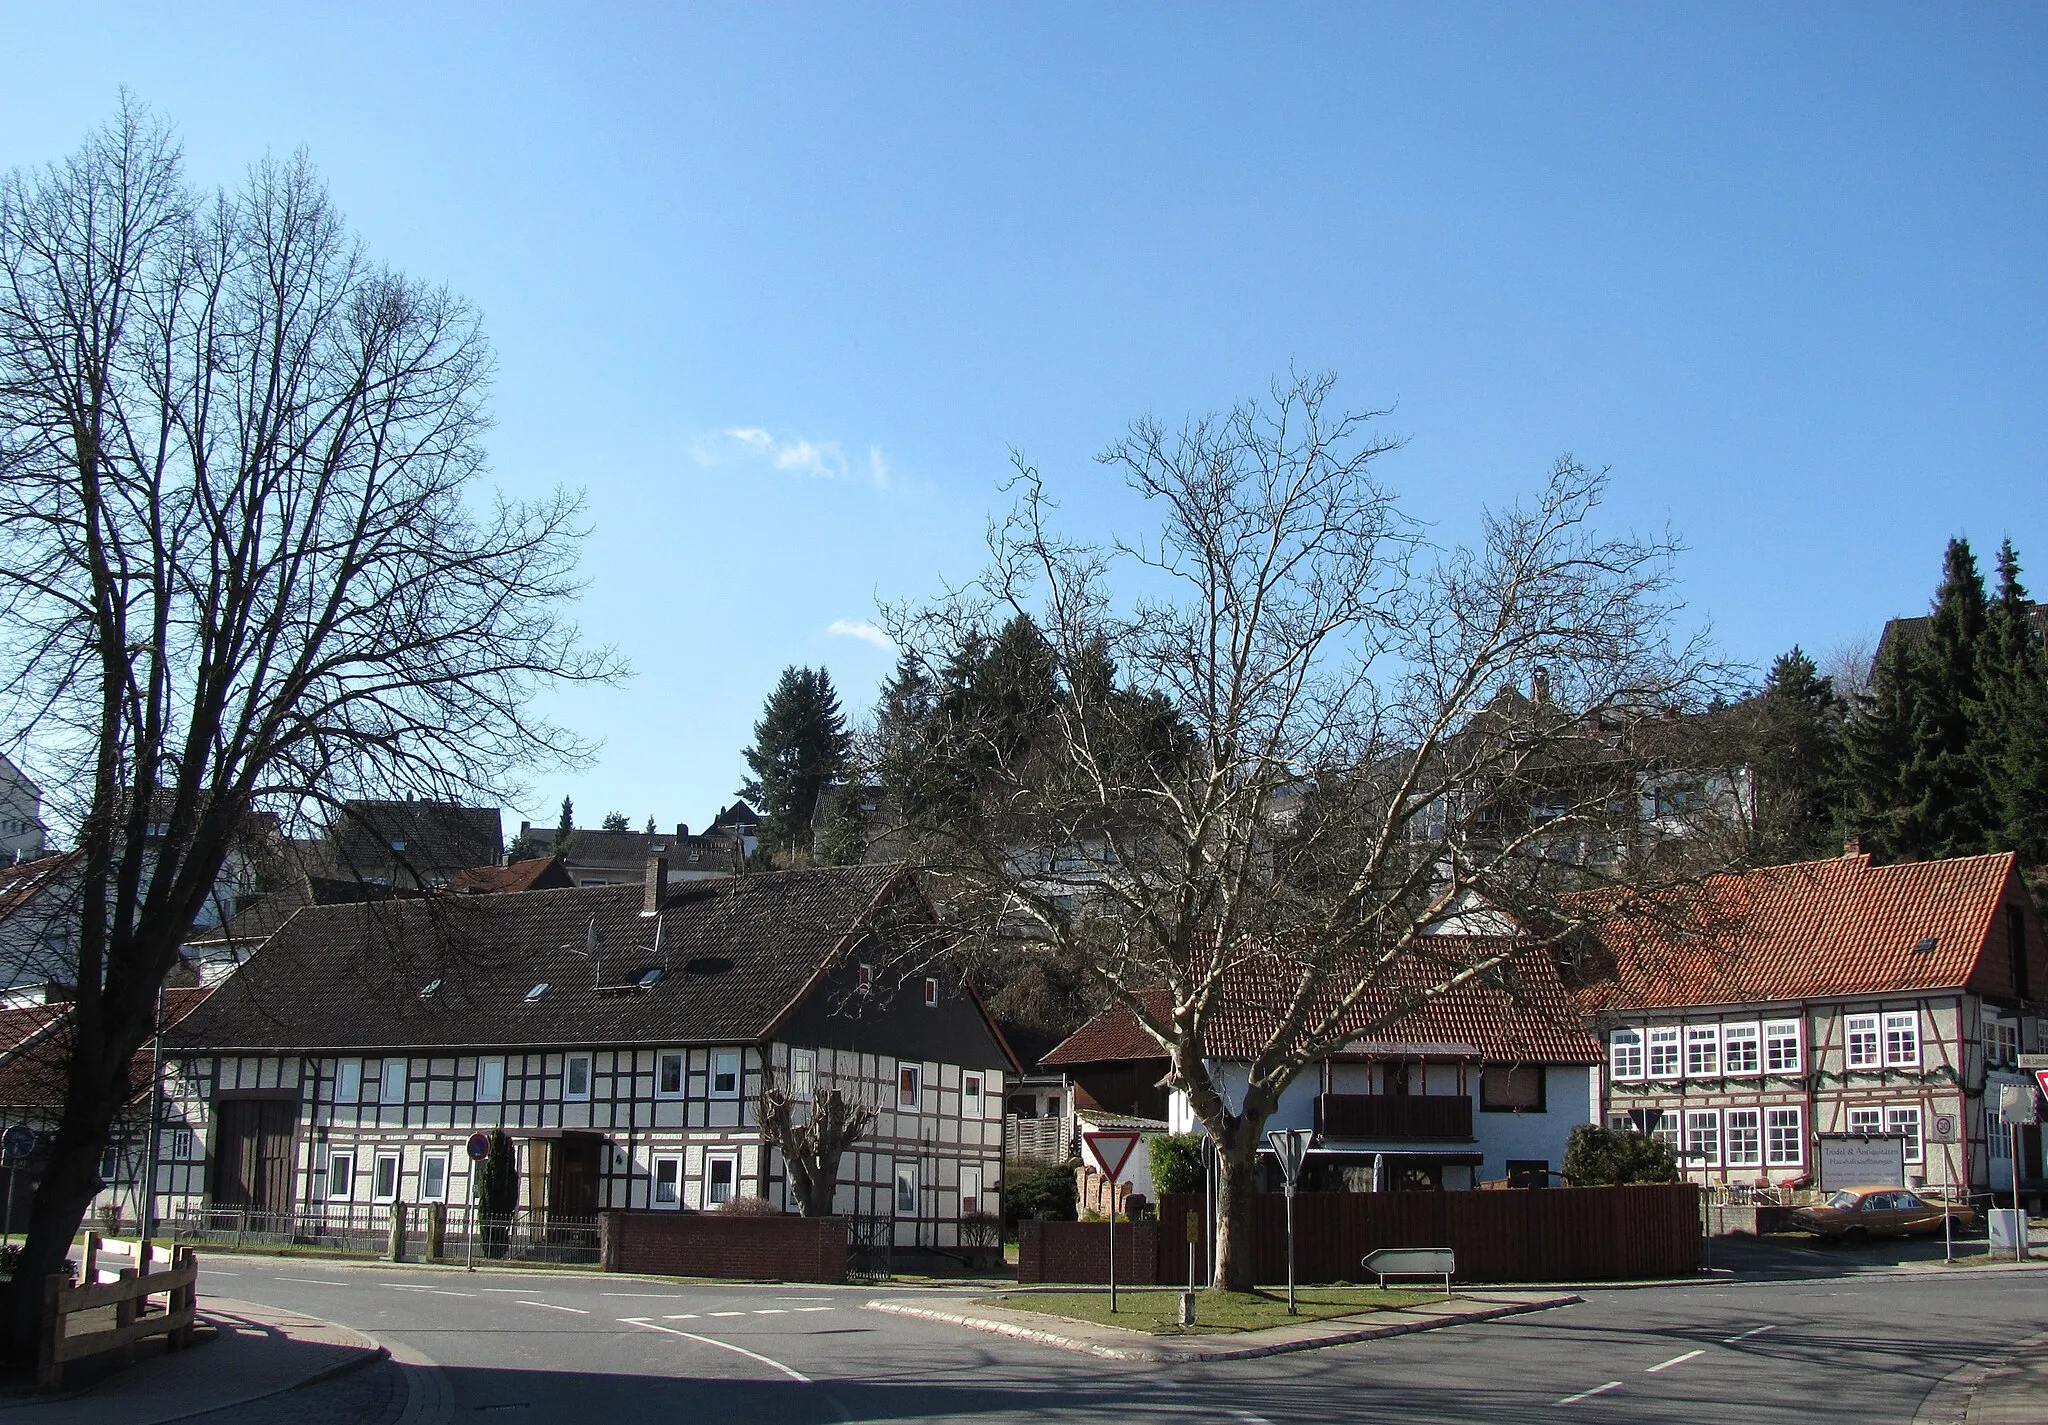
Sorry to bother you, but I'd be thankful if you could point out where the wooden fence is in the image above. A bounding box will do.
[40,1234,198,1389]
[1151,1186,1701,1284]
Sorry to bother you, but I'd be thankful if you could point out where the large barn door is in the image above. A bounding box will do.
[212,1097,298,1214]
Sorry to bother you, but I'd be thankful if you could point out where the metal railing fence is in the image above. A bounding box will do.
[161,1203,601,1265]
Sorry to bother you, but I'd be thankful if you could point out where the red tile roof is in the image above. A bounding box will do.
[1043,937,1602,1068]
[444,857,575,895]
[1574,850,2033,1011]
[0,985,214,1110]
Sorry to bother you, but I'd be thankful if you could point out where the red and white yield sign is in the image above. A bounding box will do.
[2036,1069,2048,1102]
[1082,1129,1143,1182]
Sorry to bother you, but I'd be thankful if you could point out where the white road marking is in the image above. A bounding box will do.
[518,1300,588,1314]
[793,1306,834,1313]
[479,1288,527,1293]
[753,1309,787,1314]
[707,1310,746,1317]
[1557,1381,1623,1405]
[1723,1324,1777,1343]
[205,1270,240,1276]
[1232,1414,1271,1425]
[1646,1350,1703,1373]
[602,1293,686,1298]
[663,1313,700,1320]
[620,1318,811,1382]
[276,1276,350,1286]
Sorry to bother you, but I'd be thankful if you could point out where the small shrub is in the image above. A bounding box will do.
[716,1194,781,1216]
[1561,1124,1680,1185]
[1148,1132,1204,1196]
[1003,1158,1080,1228]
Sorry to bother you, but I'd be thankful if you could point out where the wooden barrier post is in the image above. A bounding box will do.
[114,1267,138,1365]
[37,1274,62,1390]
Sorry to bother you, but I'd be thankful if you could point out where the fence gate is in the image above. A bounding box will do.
[847,1215,893,1283]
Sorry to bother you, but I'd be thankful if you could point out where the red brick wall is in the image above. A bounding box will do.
[1017,1219,1159,1285]
[599,1211,848,1282]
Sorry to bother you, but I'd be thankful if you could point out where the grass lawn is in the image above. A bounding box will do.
[982,1285,1445,1336]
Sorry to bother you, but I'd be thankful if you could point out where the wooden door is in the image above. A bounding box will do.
[213,1098,298,1213]
[548,1136,602,1219]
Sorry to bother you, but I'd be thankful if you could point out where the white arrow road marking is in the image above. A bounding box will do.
[1557,1381,1623,1405]
[619,1318,810,1383]
[1647,1350,1703,1373]
[1723,1324,1777,1343]
[518,1300,588,1314]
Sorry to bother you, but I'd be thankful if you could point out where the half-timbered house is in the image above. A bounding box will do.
[161,861,1016,1247]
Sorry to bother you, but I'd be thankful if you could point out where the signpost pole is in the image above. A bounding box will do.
[1284,1177,1296,1316]
[1081,1130,1141,1316]
[1107,1197,1117,1314]
[2012,1119,2025,1263]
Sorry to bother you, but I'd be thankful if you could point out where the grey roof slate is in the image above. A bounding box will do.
[169,864,908,1054]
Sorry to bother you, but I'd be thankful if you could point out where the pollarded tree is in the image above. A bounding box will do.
[0,105,616,1349]
[740,666,853,857]
[757,1072,879,1217]
[879,372,1733,1289]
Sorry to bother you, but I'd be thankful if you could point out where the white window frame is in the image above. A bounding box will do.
[1986,1019,2020,1067]
[1684,1109,1721,1168]
[790,1049,816,1101]
[380,1058,408,1106]
[857,963,873,993]
[335,1059,363,1104]
[1647,1026,1682,1080]
[563,1053,593,1103]
[1684,1024,1721,1078]
[1886,1105,1924,1165]
[166,1127,194,1161]
[1764,1019,1802,1074]
[1722,1023,1761,1076]
[327,1151,354,1201]
[1845,1105,1883,1136]
[1882,1012,1921,1068]
[1650,1109,1682,1155]
[1609,1029,1644,1081]
[711,1051,742,1100]
[960,1165,982,1216]
[1845,1014,1882,1070]
[475,1056,505,1104]
[894,1161,918,1216]
[420,1150,451,1203]
[371,1151,402,1203]
[1765,1106,1804,1167]
[1725,1108,1762,1168]
[705,1151,738,1206]
[897,1063,922,1111]
[963,1072,983,1115]
[656,1051,686,1100]
[650,1153,684,1209]
[923,977,939,1008]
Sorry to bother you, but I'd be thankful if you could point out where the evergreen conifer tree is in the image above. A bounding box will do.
[1897,538,1992,856]
[739,666,854,857]
[1977,540,2048,865]
[550,796,575,856]
[1751,646,1842,858]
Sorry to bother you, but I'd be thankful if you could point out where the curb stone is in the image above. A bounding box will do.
[1912,1329,2048,1425]
[863,1291,1582,1363]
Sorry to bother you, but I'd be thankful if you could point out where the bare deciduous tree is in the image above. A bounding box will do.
[758,1073,879,1217]
[0,104,618,1349]
[880,372,1738,1289]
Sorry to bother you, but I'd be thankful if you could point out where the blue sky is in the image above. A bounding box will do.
[4,4,2043,835]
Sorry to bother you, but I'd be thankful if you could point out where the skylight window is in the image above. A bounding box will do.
[636,967,665,989]
[525,982,549,1003]
[1914,936,1937,954]
[419,979,442,999]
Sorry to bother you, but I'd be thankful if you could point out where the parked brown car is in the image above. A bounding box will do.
[1788,1186,1977,1242]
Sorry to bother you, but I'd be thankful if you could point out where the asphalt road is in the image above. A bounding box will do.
[196,1254,2048,1424]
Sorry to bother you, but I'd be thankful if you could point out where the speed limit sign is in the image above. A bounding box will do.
[1928,1112,1959,1145]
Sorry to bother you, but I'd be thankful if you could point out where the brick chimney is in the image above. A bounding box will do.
[1843,836,1864,857]
[643,854,668,915]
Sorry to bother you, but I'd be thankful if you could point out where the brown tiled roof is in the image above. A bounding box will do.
[1574,850,2032,1011]
[445,857,575,895]
[326,800,503,878]
[1042,938,1602,1068]
[170,865,910,1053]
[185,873,422,952]
[0,853,77,921]
[0,986,214,1110]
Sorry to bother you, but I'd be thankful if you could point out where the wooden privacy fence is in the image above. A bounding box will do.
[1152,1186,1702,1284]
[41,1234,198,1389]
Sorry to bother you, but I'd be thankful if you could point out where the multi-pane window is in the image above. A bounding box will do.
[1883,1012,1921,1068]
[165,1128,194,1161]
[1764,1020,1803,1074]
[1650,1109,1682,1156]
[1765,1106,1804,1166]
[895,1161,919,1216]
[1685,1025,1721,1077]
[705,1153,737,1206]
[475,1057,505,1104]
[564,1054,592,1102]
[1845,1015,1882,1070]
[1684,1109,1721,1167]
[421,1151,450,1203]
[336,1059,363,1103]
[656,1052,685,1099]
[380,1059,409,1106]
[651,1155,683,1209]
[1846,1106,1883,1136]
[1610,1029,1644,1081]
[1725,1109,1762,1168]
[372,1152,401,1202]
[327,1152,354,1200]
[791,1049,815,1100]
[1647,1027,1682,1079]
[898,1064,922,1110]
[1986,1019,2020,1068]
[1723,1024,1761,1076]
[1886,1106,1924,1165]
[711,1052,741,1099]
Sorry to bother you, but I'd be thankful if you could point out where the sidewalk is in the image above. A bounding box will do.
[1966,1331,2048,1425]
[0,1297,384,1425]
[866,1288,1580,1362]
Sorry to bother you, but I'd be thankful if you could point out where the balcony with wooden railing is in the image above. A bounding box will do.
[1314,1092,1474,1141]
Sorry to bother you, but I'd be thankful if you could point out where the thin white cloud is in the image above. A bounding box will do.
[866,445,890,490]
[703,425,883,483]
[826,619,894,650]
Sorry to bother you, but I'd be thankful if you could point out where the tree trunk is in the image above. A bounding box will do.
[5,1090,122,1356]
[1212,1122,1262,1292]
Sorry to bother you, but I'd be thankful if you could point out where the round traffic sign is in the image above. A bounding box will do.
[2,1124,35,1161]
[466,1131,492,1162]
